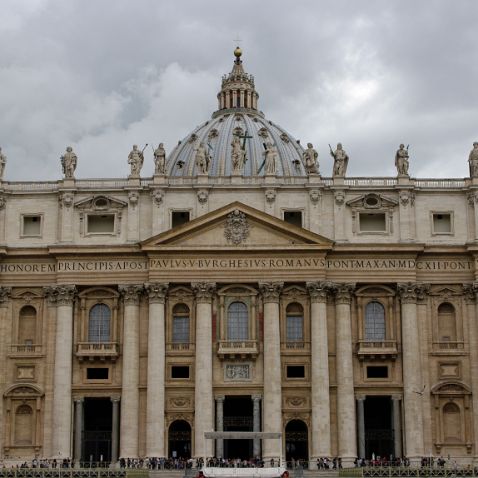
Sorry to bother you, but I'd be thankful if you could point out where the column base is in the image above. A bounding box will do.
[340,456,357,468]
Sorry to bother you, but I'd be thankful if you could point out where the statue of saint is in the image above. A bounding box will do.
[128,145,144,178]
[330,143,349,177]
[395,144,410,176]
[60,146,77,179]
[303,143,319,174]
[231,135,246,172]
[194,142,210,174]
[469,142,478,178]
[154,143,166,175]
[0,147,6,180]
[263,140,278,175]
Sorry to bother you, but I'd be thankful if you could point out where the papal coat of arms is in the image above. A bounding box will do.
[224,209,249,245]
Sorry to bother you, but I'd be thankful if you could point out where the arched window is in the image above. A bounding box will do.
[14,404,33,445]
[365,301,385,341]
[172,304,190,343]
[18,305,37,345]
[443,402,461,443]
[88,304,111,342]
[228,302,249,340]
[438,303,457,342]
[286,303,304,342]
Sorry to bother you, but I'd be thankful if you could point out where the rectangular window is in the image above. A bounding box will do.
[86,368,109,380]
[87,214,115,234]
[283,211,303,228]
[432,213,452,234]
[171,365,190,379]
[286,316,304,341]
[359,213,386,232]
[366,366,388,379]
[172,316,190,343]
[286,365,305,379]
[22,215,42,237]
[172,211,190,228]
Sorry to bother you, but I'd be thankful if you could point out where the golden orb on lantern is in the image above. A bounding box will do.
[234,46,242,58]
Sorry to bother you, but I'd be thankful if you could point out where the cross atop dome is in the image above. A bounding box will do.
[215,47,259,114]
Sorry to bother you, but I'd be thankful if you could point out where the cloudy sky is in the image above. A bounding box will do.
[1,0,477,180]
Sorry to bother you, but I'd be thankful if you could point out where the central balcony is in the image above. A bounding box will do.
[356,340,398,360]
[76,342,119,362]
[217,340,259,359]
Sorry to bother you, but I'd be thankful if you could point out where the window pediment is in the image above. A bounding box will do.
[346,193,398,210]
[4,384,44,398]
[74,195,127,211]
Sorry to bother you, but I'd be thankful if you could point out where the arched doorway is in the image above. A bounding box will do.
[168,420,191,459]
[285,420,308,464]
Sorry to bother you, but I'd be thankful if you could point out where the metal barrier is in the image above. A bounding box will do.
[340,468,478,478]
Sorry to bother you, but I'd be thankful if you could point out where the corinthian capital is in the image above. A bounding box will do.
[43,285,77,306]
[259,282,284,303]
[192,282,216,302]
[397,282,430,304]
[306,281,334,303]
[144,282,169,304]
[463,283,477,303]
[119,284,144,305]
[333,283,355,304]
[0,286,12,306]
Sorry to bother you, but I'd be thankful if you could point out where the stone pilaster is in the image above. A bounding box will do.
[73,398,83,463]
[397,282,428,462]
[192,282,216,458]
[118,284,143,458]
[215,395,225,458]
[0,287,11,458]
[145,282,169,457]
[333,283,357,465]
[392,395,402,459]
[306,282,332,463]
[111,396,121,463]
[356,396,366,460]
[259,281,283,461]
[44,284,76,459]
[252,394,262,458]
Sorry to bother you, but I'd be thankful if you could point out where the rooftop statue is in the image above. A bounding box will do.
[60,146,77,179]
[154,143,166,175]
[303,143,319,174]
[263,140,278,175]
[194,142,210,174]
[231,134,247,172]
[128,144,145,178]
[0,147,6,180]
[395,144,410,176]
[469,142,478,178]
[330,143,349,177]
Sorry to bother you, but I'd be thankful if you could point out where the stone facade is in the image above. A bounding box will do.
[0,49,478,466]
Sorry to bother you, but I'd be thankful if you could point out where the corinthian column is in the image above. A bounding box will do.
[45,285,76,458]
[397,282,427,463]
[334,283,357,466]
[145,282,169,457]
[259,282,284,462]
[119,284,143,458]
[192,282,216,458]
[307,282,332,464]
[0,288,11,456]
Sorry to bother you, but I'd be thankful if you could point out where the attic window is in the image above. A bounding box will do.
[172,211,190,228]
[21,215,42,237]
[359,213,386,232]
[87,214,115,234]
[432,213,452,234]
[283,211,302,228]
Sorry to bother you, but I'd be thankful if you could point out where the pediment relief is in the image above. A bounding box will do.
[75,195,127,211]
[346,193,398,210]
[431,381,471,395]
[430,286,462,297]
[11,289,44,301]
[142,202,333,250]
[4,384,44,398]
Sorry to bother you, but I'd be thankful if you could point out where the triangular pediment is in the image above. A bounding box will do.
[75,195,127,211]
[141,202,333,250]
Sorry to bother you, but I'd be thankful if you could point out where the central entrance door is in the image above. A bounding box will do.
[364,396,394,459]
[223,396,253,459]
[82,398,112,463]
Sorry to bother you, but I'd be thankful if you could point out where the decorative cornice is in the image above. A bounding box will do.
[397,282,430,304]
[144,282,169,304]
[259,281,284,303]
[306,281,334,303]
[43,285,77,306]
[192,282,216,302]
[0,286,12,306]
[119,284,144,305]
[332,283,355,304]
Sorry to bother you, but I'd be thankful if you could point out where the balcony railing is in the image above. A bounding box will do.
[356,340,398,360]
[217,340,259,359]
[10,344,42,354]
[76,342,119,361]
[432,341,465,350]
[166,342,195,353]
[281,341,311,351]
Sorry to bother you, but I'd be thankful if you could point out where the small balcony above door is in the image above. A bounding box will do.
[76,342,119,362]
[356,340,398,360]
[217,340,259,359]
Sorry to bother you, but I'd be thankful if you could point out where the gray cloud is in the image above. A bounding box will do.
[0,0,477,180]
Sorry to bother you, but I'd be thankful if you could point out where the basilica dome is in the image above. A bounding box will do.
[167,49,307,177]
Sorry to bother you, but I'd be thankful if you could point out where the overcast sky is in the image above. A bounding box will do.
[1,0,477,180]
